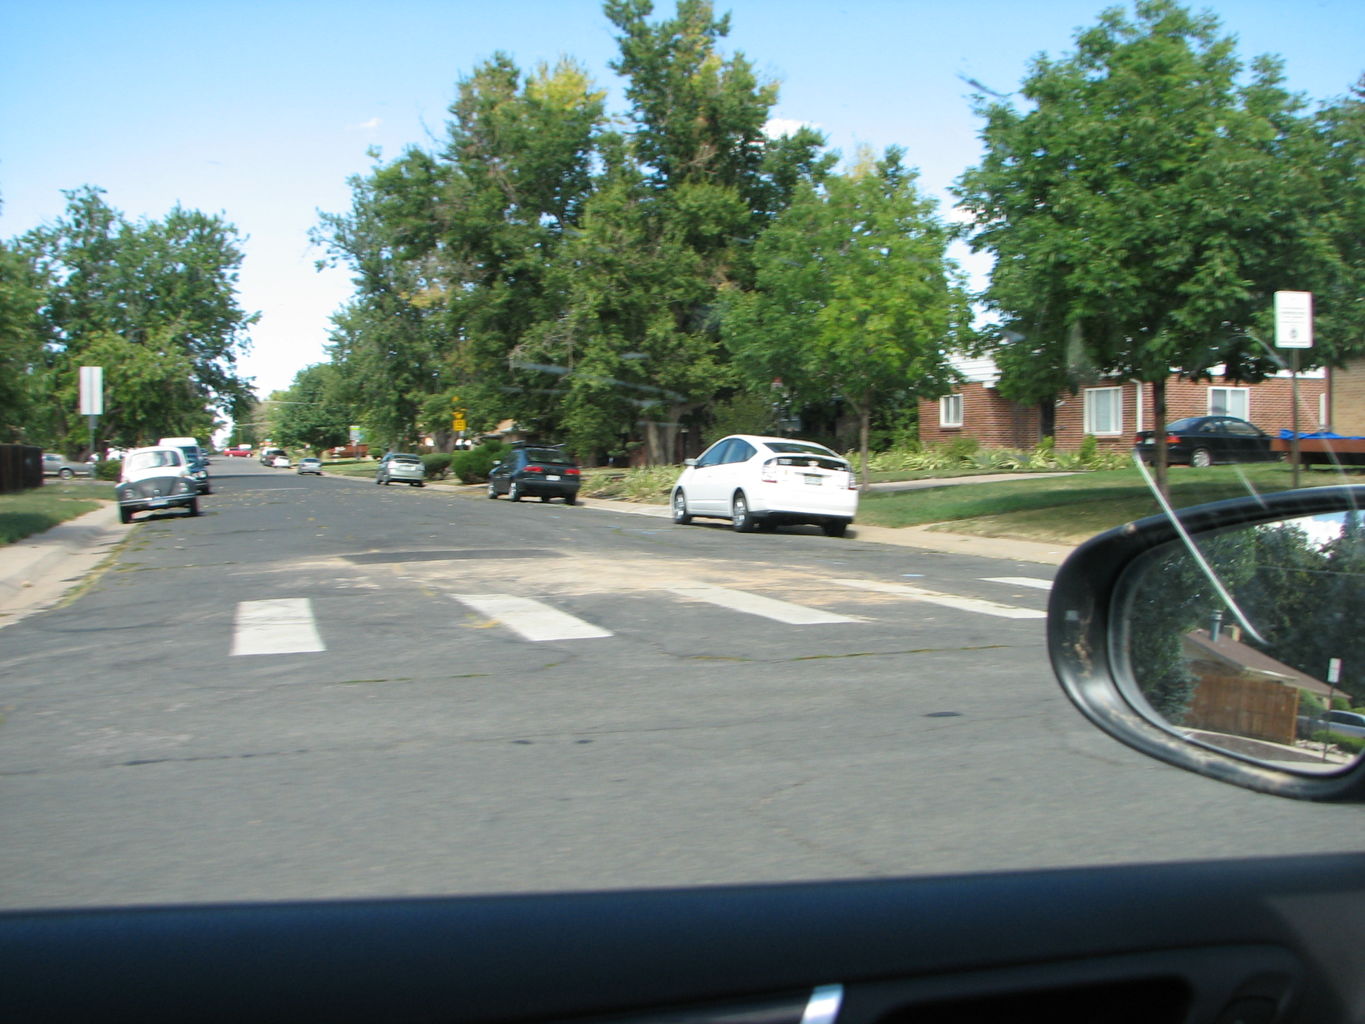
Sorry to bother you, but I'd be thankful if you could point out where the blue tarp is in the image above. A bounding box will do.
[1278,430,1365,440]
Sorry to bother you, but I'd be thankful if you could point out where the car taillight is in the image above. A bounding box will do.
[566,467,580,476]
[525,465,544,473]
[762,461,779,483]
[847,472,858,490]
[1167,434,1180,445]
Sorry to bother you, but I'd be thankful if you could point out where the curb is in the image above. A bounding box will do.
[0,504,126,628]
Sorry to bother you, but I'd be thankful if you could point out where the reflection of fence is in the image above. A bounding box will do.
[1185,672,1298,745]
[0,444,42,494]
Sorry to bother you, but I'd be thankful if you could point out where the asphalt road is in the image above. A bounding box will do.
[0,459,1354,909]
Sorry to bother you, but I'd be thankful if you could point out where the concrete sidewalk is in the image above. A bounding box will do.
[0,503,126,628]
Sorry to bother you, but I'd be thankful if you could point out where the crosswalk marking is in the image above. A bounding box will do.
[666,584,860,625]
[451,593,613,642]
[981,576,1053,591]
[230,598,326,656]
[832,579,1046,620]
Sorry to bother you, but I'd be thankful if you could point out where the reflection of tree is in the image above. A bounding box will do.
[1232,515,1365,705]
[1129,515,1365,726]
[1128,533,1256,722]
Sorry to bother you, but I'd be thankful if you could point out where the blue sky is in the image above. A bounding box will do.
[3,0,1362,399]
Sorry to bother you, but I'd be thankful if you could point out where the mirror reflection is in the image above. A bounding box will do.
[1123,509,1365,773]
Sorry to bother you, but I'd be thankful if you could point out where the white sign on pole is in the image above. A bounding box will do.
[1329,658,1342,685]
[1274,291,1313,349]
[78,366,104,415]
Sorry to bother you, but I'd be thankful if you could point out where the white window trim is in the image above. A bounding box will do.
[1083,386,1123,436]
[940,394,964,428]
[1208,386,1250,419]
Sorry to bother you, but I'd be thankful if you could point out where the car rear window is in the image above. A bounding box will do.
[764,441,838,458]
[523,449,575,465]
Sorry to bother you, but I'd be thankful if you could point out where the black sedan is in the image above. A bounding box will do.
[1134,415,1276,467]
[487,445,581,503]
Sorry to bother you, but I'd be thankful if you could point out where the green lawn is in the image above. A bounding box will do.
[856,464,1350,542]
[0,481,112,544]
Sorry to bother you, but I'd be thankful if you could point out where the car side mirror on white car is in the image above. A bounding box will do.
[1048,485,1365,801]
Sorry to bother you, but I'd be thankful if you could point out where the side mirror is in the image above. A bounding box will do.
[1049,485,1365,800]
[684,458,698,467]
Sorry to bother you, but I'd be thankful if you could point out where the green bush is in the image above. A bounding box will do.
[422,453,453,480]
[451,441,508,483]
[1310,730,1365,756]
[94,459,122,481]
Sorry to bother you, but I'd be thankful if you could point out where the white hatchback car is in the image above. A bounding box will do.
[671,435,859,536]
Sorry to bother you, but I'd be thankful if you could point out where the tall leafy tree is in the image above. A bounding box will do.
[315,164,446,450]
[16,187,256,450]
[956,0,1339,494]
[271,363,354,454]
[724,149,965,485]
[0,236,55,442]
[542,0,828,463]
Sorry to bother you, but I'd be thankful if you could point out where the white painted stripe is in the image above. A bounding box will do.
[452,594,612,642]
[667,584,859,625]
[833,579,1045,620]
[230,598,326,656]
[981,576,1053,591]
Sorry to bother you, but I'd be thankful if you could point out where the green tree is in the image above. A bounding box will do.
[956,1,1340,494]
[724,149,965,485]
[16,187,257,451]
[0,237,54,443]
[271,364,354,454]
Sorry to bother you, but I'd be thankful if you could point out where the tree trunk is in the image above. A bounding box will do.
[858,401,871,492]
[1153,377,1170,501]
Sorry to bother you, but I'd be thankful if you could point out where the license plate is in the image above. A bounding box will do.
[546,475,560,481]
[149,498,170,507]
[804,476,823,486]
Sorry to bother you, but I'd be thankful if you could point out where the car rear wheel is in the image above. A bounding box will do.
[731,492,756,532]
[822,520,848,538]
[509,482,522,502]
[1191,448,1213,468]
[671,490,692,525]
[188,498,200,517]
[563,495,576,506]
[540,495,551,502]
[59,468,73,479]
[118,507,132,525]
[487,481,498,498]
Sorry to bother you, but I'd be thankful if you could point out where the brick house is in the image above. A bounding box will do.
[918,356,1329,451]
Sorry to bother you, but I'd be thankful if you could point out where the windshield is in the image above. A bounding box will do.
[3,1,1362,913]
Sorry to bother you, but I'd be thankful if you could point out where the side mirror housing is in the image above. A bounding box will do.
[1049,485,1365,801]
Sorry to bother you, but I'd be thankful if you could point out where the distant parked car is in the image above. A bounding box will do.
[115,446,200,524]
[296,458,323,475]
[1299,709,1365,742]
[375,453,425,487]
[41,453,93,479]
[487,445,580,503]
[1134,416,1276,467]
[259,447,286,465]
[671,435,858,536]
[272,455,292,468]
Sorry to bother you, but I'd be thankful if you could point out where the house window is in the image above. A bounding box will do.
[1083,387,1123,435]
[940,394,963,428]
[1209,387,1249,419]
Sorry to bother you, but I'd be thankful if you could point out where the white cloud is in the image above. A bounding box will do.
[347,117,382,132]
[762,117,817,140]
